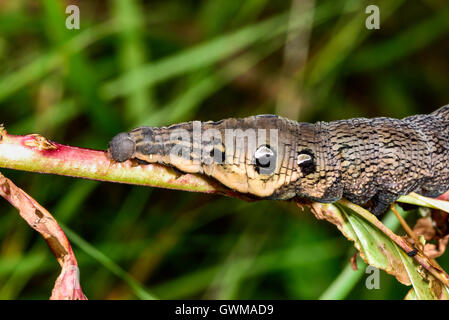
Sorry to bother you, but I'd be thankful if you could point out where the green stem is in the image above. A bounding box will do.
[61,223,157,300]
[319,259,365,300]
[0,128,232,196]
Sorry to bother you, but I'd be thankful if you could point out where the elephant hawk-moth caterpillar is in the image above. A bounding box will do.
[108,105,449,216]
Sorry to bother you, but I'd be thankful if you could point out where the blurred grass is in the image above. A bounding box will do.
[0,0,448,300]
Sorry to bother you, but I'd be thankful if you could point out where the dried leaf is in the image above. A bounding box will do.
[400,195,449,258]
[0,172,86,300]
[423,235,449,259]
[437,191,449,202]
[413,217,435,241]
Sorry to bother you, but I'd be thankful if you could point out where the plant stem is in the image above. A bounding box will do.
[319,259,365,300]
[0,128,234,196]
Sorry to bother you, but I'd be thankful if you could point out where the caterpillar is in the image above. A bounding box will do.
[108,105,449,216]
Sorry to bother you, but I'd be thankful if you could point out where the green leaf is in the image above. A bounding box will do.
[398,192,449,212]
[311,202,449,300]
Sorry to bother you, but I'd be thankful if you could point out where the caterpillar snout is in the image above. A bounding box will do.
[108,132,136,162]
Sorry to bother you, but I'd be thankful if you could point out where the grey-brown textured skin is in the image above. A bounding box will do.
[108,105,449,216]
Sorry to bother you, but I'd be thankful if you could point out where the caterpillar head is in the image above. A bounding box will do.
[108,132,136,162]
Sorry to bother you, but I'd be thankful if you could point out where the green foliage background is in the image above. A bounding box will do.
[0,0,448,299]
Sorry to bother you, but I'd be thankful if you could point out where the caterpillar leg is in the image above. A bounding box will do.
[368,192,398,217]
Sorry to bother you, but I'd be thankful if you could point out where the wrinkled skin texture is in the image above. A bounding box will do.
[108,105,449,216]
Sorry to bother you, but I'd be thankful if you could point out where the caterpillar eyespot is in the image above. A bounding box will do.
[297,150,315,175]
[254,145,276,175]
[297,153,312,165]
[210,148,225,164]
